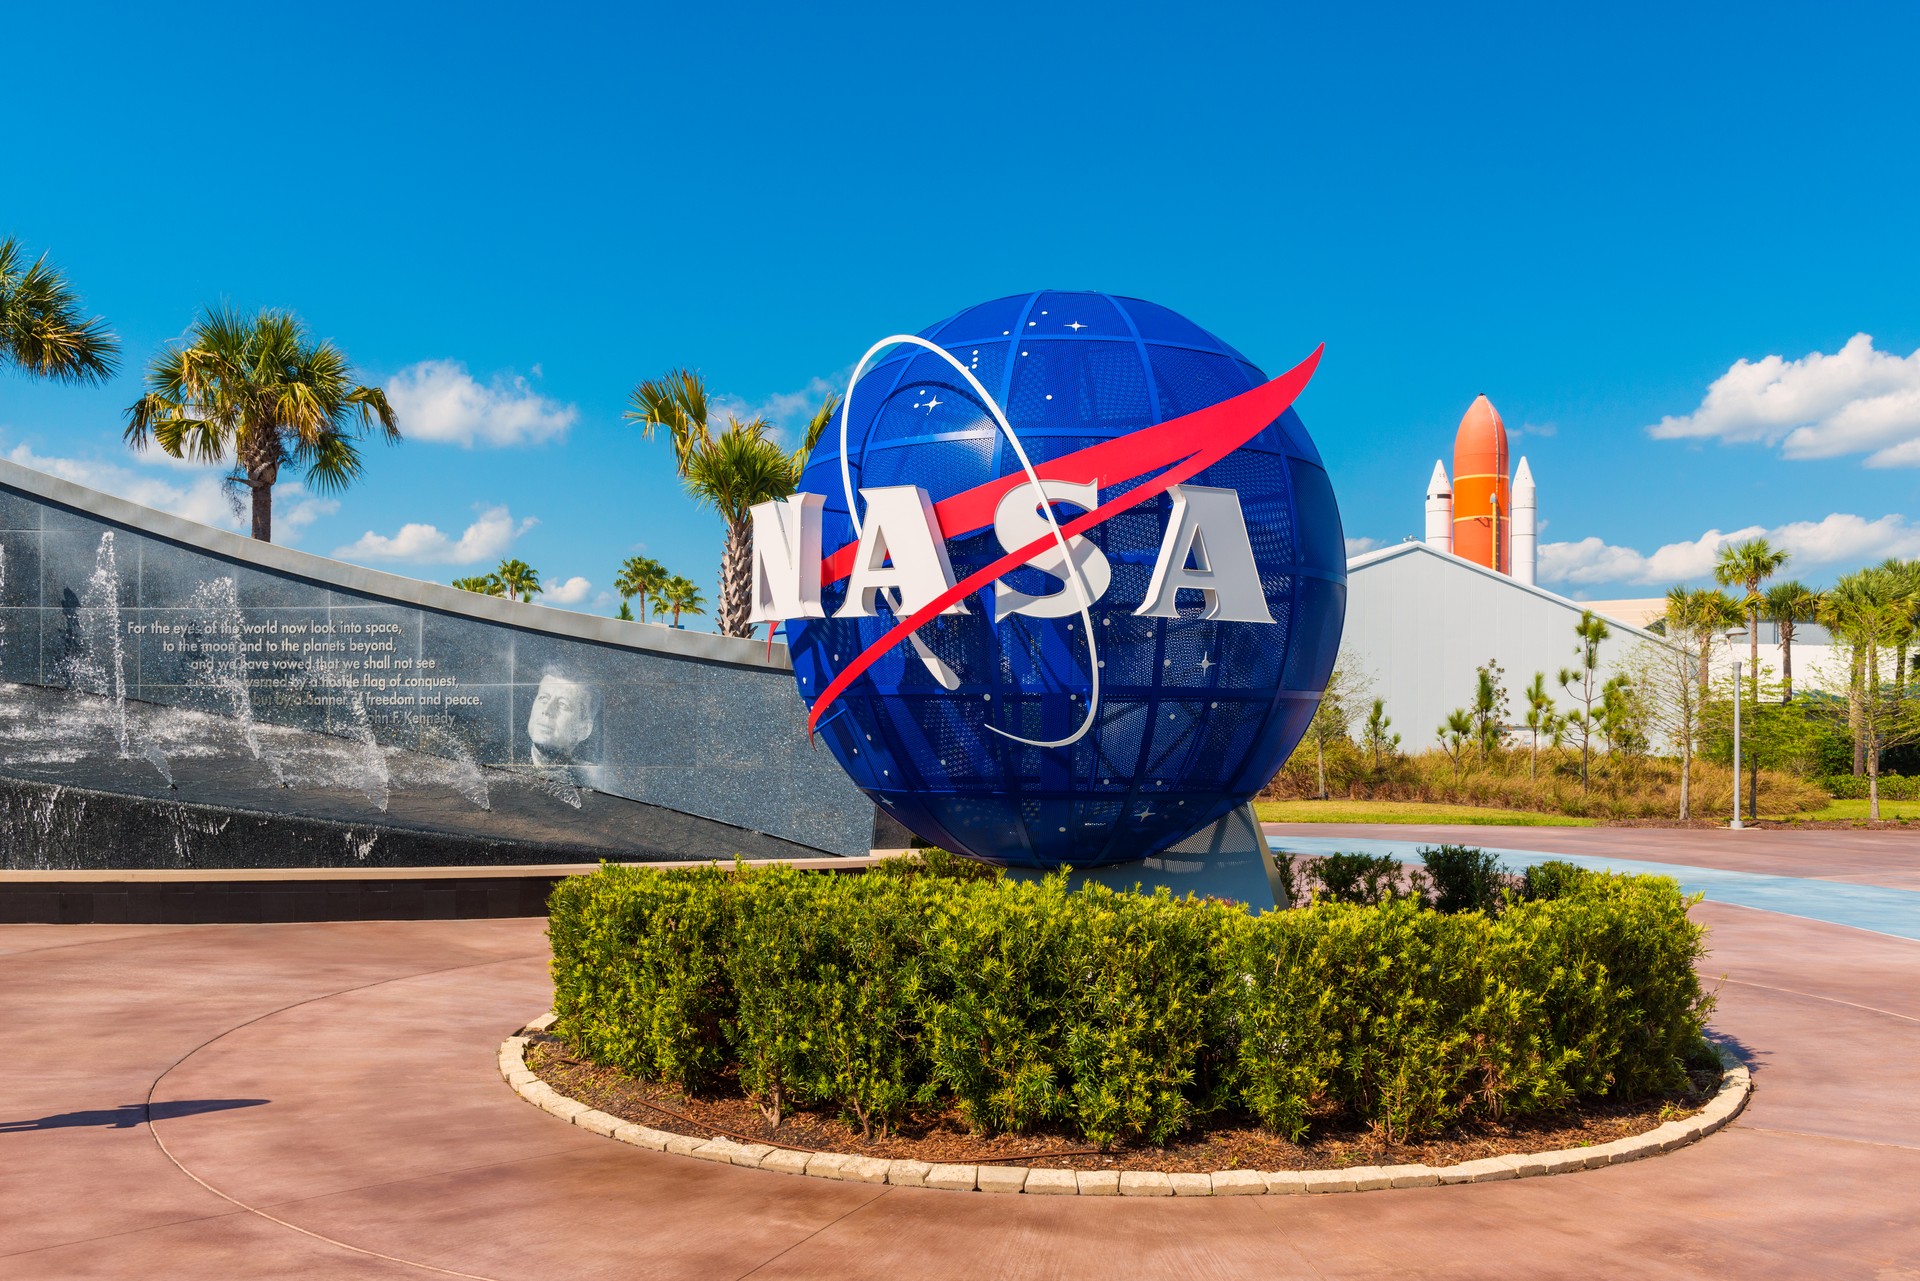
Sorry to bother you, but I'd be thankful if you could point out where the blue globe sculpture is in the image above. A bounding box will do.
[786,291,1345,868]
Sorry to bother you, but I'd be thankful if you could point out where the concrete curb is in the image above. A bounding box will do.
[502,1015,1751,1196]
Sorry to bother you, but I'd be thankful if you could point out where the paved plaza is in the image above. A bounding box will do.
[4,827,1917,1279]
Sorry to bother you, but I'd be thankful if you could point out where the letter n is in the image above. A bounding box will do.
[748,493,826,623]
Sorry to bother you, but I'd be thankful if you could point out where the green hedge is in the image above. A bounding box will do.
[549,860,1711,1145]
[1820,773,1918,801]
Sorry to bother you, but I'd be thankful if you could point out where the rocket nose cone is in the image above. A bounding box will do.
[1455,395,1507,444]
[1454,395,1509,471]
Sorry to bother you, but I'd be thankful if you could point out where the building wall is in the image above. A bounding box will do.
[1341,544,1658,750]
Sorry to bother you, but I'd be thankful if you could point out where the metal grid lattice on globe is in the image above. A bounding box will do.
[787,291,1345,868]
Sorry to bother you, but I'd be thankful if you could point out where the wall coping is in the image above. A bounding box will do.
[0,456,789,672]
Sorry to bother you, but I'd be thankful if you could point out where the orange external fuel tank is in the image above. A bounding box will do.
[1451,395,1510,573]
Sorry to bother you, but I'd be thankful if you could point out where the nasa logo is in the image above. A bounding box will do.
[751,292,1346,869]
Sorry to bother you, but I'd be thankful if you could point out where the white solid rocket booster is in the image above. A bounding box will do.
[1511,456,1537,585]
[1425,460,1453,553]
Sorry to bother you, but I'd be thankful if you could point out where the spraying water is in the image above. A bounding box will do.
[185,576,284,783]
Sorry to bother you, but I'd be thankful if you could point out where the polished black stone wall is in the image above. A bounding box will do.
[0,463,876,863]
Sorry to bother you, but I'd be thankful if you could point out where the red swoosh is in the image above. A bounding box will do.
[806,345,1323,735]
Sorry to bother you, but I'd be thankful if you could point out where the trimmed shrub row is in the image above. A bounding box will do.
[548,860,1712,1146]
[1820,773,1917,801]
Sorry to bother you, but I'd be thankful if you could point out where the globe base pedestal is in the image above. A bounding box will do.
[1005,804,1281,911]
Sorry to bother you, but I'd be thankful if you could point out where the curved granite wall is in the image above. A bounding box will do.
[0,458,879,865]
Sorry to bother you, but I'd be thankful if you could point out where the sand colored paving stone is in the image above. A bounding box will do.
[2,827,1918,1278]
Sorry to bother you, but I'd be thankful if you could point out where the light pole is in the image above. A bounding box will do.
[1725,629,1747,830]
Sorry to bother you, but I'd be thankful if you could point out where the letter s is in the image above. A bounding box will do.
[991,479,1111,622]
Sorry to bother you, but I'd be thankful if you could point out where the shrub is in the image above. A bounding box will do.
[1522,859,1591,901]
[1820,773,1918,801]
[548,862,733,1091]
[548,859,1712,1146]
[870,846,1002,880]
[1420,844,1513,914]
[1310,851,1413,904]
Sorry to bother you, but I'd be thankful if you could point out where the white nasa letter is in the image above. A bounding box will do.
[1134,484,1275,623]
[747,493,826,623]
[990,479,1112,621]
[834,485,967,618]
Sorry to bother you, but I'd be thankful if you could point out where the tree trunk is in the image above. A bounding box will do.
[250,483,272,542]
[1779,622,1793,702]
[1678,737,1691,821]
[1315,739,1328,800]
[718,518,753,637]
[1843,656,1858,775]
[241,436,281,543]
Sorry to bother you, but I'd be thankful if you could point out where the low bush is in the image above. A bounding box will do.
[549,860,1712,1147]
[1820,773,1918,801]
[1522,859,1590,902]
[1420,844,1513,914]
[1310,851,1414,905]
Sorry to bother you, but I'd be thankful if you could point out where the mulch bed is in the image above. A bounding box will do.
[523,1034,1720,1173]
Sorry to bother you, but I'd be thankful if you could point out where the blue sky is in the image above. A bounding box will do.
[7,1,1919,625]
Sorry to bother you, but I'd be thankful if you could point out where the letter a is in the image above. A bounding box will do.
[1134,484,1275,623]
[835,485,967,618]
[748,493,825,624]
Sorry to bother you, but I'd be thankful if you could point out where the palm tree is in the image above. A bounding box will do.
[1715,537,1789,675]
[451,574,504,596]
[492,558,541,603]
[626,370,839,637]
[1715,538,1789,821]
[124,308,397,542]
[653,574,706,628]
[1,238,119,384]
[614,555,668,624]
[1875,558,1920,697]
[1664,586,1744,695]
[1820,568,1915,816]
[1763,580,1824,702]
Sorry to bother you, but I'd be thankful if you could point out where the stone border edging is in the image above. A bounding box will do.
[499,1012,1751,1195]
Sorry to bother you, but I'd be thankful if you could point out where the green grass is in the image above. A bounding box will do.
[1788,798,1920,822]
[1255,799,1598,827]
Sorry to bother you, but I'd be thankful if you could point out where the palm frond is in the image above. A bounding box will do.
[625,368,712,473]
[794,392,842,465]
[0,238,120,384]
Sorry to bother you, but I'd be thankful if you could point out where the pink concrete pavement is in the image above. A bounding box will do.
[3,829,1917,1279]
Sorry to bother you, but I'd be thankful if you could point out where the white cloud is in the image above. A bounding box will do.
[1540,512,1920,587]
[333,505,535,564]
[4,441,333,544]
[1649,334,1920,468]
[1345,536,1380,557]
[386,360,577,448]
[545,575,591,605]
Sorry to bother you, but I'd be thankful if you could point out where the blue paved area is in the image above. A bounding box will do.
[1269,835,1920,943]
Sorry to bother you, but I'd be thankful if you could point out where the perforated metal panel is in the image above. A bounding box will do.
[787,292,1344,868]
